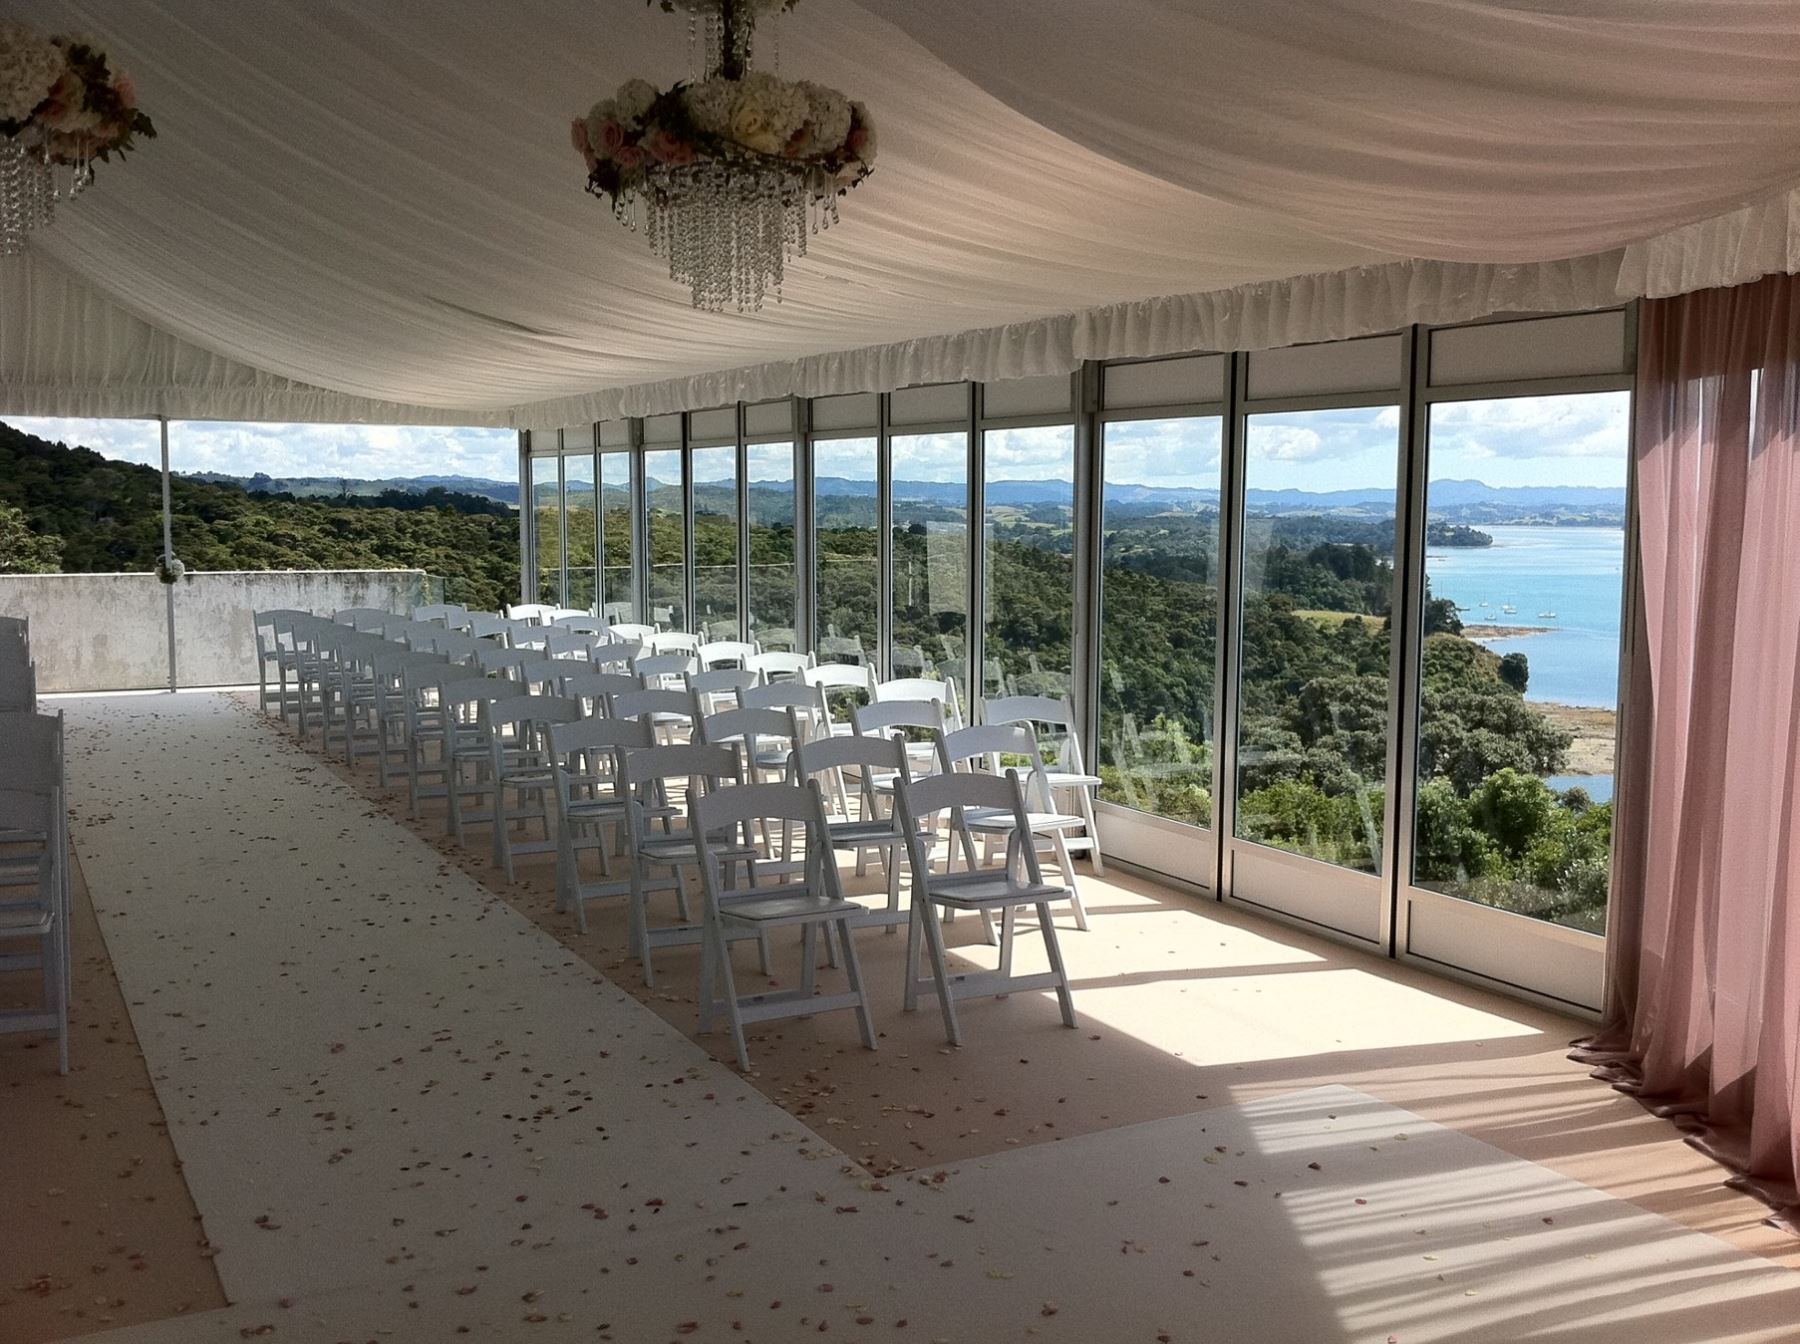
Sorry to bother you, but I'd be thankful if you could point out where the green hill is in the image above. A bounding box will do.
[0,422,520,611]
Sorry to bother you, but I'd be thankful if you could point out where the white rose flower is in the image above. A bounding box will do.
[615,77,658,123]
[730,72,807,154]
[682,77,736,137]
[801,82,851,154]
[0,21,64,125]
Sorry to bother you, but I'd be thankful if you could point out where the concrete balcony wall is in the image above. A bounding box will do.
[0,570,439,692]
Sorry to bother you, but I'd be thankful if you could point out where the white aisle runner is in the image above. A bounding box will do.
[60,694,1800,1343]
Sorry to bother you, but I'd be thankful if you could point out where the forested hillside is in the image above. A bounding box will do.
[0,423,520,610]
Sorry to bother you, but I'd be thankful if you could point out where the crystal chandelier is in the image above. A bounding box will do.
[573,0,876,312]
[0,22,155,257]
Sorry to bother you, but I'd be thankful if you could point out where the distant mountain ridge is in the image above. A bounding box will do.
[190,469,1625,522]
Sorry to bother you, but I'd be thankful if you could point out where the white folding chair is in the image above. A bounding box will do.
[692,781,878,1071]
[688,667,759,717]
[507,603,557,625]
[589,638,642,671]
[610,622,658,644]
[699,640,759,670]
[442,678,528,841]
[402,662,486,817]
[984,694,1104,874]
[618,742,763,987]
[612,687,698,744]
[936,722,1090,930]
[876,675,965,730]
[791,733,915,931]
[548,716,655,931]
[482,695,583,881]
[557,669,642,717]
[892,767,1078,1046]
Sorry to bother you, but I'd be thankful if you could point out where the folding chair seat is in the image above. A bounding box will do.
[692,781,878,1070]
[892,767,1078,1046]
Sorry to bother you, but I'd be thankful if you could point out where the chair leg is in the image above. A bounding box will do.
[1050,830,1088,931]
[1037,901,1077,1029]
[800,923,817,999]
[837,915,878,1051]
[1077,786,1105,875]
[710,919,750,1070]
[919,903,960,1046]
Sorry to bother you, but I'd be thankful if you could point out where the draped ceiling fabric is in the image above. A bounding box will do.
[1,0,1799,429]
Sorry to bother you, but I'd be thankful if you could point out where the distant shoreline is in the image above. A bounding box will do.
[1536,700,1616,776]
[1462,622,1546,639]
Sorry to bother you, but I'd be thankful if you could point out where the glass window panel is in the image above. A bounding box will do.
[600,451,635,621]
[564,451,596,611]
[644,448,686,629]
[691,444,740,639]
[813,436,879,666]
[982,425,1074,701]
[1411,391,1629,934]
[891,431,969,702]
[531,455,561,604]
[1235,405,1401,873]
[745,441,797,647]
[1098,416,1222,827]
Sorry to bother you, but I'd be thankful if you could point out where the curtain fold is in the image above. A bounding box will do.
[1579,272,1800,1227]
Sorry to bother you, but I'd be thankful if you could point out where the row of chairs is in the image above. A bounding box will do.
[0,615,70,1075]
[263,606,1093,1068]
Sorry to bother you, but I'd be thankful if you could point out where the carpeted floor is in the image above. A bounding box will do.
[5,690,1797,1344]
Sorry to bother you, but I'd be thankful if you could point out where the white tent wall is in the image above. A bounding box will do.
[1,1,1798,430]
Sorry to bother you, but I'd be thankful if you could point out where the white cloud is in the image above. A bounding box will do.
[1102,416,1223,488]
[1429,392,1629,463]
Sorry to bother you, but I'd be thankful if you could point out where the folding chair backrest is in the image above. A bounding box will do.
[692,778,829,840]
[508,603,556,624]
[815,635,866,664]
[894,767,1046,885]
[411,603,466,624]
[484,693,583,735]
[589,638,642,671]
[747,650,814,683]
[611,687,698,727]
[333,607,392,631]
[805,663,875,694]
[697,705,800,754]
[755,626,800,653]
[508,623,550,651]
[618,742,741,801]
[792,730,905,782]
[688,667,758,715]
[939,723,1054,808]
[550,715,655,759]
[468,613,510,641]
[634,652,698,687]
[649,631,702,655]
[610,623,657,643]
[515,658,566,693]
[545,630,598,658]
[698,640,758,669]
[853,697,945,737]
[476,646,531,677]
[0,710,62,793]
[600,601,635,623]
[982,693,1084,770]
[553,615,609,633]
[558,670,642,713]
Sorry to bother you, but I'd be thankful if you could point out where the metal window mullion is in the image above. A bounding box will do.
[630,418,649,621]
[1071,363,1103,755]
[556,432,569,607]
[1213,353,1250,898]
[966,383,984,714]
[517,430,532,606]
[876,393,894,681]
[795,397,816,655]
[681,417,697,631]
[735,407,751,639]
[1384,326,1431,959]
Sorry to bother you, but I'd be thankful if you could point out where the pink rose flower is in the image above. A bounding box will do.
[645,128,694,166]
[113,73,136,109]
[597,119,627,155]
[847,124,869,157]
[570,117,591,157]
[613,142,646,169]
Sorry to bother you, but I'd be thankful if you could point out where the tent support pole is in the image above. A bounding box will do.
[159,415,177,694]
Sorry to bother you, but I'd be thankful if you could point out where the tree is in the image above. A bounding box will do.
[1498,651,1530,692]
[0,501,62,573]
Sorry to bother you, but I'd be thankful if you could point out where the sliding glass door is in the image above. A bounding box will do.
[690,444,739,638]
[813,435,879,665]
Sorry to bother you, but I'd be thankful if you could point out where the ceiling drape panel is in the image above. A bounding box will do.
[0,1,1797,428]
[861,0,1800,263]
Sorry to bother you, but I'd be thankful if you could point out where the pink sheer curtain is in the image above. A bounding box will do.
[1580,272,1800,1226]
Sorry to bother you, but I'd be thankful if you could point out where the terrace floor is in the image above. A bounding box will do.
[3,690,1797,1343]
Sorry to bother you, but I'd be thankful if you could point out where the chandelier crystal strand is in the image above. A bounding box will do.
[575,0,875,312]
[0,133,54,256]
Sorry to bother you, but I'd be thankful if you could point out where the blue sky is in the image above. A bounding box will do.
[4,389,1628,496]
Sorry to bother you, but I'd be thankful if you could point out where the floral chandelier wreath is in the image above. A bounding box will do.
[572,0,876,313]
[0,21,155,257]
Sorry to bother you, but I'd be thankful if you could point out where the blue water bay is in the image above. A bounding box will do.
[1426,525,1626,710]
